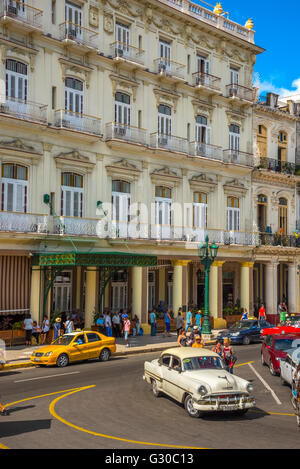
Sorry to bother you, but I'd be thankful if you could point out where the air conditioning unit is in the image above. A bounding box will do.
[158,62,167,73]
[231,152,238,162]
[115,48,124,57]
[67,29,77,39]
[230,86,238,97]
[158,136,168,146]
[7,5,18,15]
[0,104,9,113]
[115,126,126,136]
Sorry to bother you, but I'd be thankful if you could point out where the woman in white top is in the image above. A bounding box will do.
[41,315,50,345]
[23,314,33,346]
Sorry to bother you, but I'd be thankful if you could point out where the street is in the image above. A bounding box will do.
[0,344,299,450]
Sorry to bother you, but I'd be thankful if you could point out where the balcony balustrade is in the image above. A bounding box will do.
[0,0,43,30]
[259,233,300,248]
[54,109,102,136]
[223,149,254,167]
[110,41,145,66]
[154,58,185,80]
[150,133,188,154]
[106,122,147,146]
[257,157,298,175]
[189,141,223,161]
[226,84,254,102]
[193,71,221,92]
[0,211,49,234]
[59,21,99,49]
[0,96,47,123]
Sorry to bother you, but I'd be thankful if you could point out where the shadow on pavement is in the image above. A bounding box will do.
[6,405,36,415]
[0,371,22,378]
[0,419,52,437]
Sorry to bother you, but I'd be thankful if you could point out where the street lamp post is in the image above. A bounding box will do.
[198,235,219,336]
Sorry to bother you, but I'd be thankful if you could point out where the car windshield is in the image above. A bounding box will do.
[52,335,74,346]
[183,356,224,371]
[274,339,295,351]
[230,321,253,330]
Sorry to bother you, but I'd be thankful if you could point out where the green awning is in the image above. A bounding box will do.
[35,252,157,268]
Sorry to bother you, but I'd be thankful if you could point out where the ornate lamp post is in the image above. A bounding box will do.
[198,235,219,336]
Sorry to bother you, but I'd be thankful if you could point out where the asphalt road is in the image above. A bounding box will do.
[0,344,299,449]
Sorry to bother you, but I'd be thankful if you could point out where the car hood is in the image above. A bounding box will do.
[32,345,63,355]
[185,369,249,393]
[220,328,246,335]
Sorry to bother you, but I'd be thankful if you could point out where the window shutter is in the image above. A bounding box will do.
[206,127,212,145]
[15,183,25,212]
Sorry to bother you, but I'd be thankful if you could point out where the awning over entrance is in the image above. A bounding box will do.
[36,252,157,267]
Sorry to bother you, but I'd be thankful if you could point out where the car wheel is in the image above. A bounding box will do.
[99,348,111,362]
[56,353,69,368]
[242,336,251,346]
[184,394,201,418]
[151,379,161,398]
[269,362,277,376]
[261,354,266,366]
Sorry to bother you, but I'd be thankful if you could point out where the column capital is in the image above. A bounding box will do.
[240,262,255,268]
[172,260,191,267]
[212,261,225,267]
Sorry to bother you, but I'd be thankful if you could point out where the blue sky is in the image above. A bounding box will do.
[195,0,300,96]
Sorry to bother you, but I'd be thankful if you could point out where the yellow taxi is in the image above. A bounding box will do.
[30,331,116,367]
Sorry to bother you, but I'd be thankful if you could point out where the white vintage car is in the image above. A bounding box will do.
[143,347,255,418]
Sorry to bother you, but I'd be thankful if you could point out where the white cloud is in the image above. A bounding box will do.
[254,75,300,98]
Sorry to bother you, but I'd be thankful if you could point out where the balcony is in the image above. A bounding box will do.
[110,41,145,69]
[0,96,47,123]
[106,123,147,146]
[259,233,300,248]
[223,149,254,167]
[0,0,43,31]
[150,133,188,154]
[226,84,254,103]
[54,110,102,136]
[0,211,49,234]
[154,58,185,82]
[189,141,223,162]
[256,157,298,176]
[59,21,99,50]
[193,71,221,95]
[54,216,100,237]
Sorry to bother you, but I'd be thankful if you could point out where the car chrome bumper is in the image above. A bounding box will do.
[192,396,255,412]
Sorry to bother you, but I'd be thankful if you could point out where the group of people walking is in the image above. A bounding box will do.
[96,311,141,347]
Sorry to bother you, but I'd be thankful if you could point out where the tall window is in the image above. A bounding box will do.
[196,55,210,85]
[112,180,131,238]
[279,198,288,235]
[229,124,240,151]
[159,39,171,71]
[230,67,239,85]
[278,131,287,166]
[257,194,268,233]
[155,186,172,239]
[227,197,240,231]
[257,125,267,158]
[115,92,131,126]
[6,1,26,18]
[65,1,82,39]
[115,22,130,56]
[6,59,28,102]
[65,77,83,116]
[1,164,28,213]
[195,115,211,144]
[158,104,172,138]
[193,192,207,229]
[61,172,83,217]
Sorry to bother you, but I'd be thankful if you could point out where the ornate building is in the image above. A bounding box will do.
[0,0,298,328]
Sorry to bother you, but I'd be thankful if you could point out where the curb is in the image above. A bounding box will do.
[1,340,217,371]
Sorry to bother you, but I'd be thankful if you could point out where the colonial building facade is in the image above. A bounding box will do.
[0,0,299,328]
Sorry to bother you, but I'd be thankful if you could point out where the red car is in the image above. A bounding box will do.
[261,334,300,376]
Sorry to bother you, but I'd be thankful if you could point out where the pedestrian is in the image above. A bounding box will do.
[223,338,236,374]
[134,315,141,336]
[32,321,41,345]
[195,310,202,331]
[112,311,121,338]
[23,313,33,346]
[41,315,50,344]
[96,314,106,335]
[176,312,184,336]
[241,308,248,321]
[258,303,266,321]
[163,309,171,337]
[0,399,8,416]
[212,340,223,357]
[53,318,62,341]
[64,316,74,334]
[192,335,204,348]
[177,328,187,347]
[150,309,157,336]
[104,311,112,337]
[185,308,193,333]
[123,316,131,347]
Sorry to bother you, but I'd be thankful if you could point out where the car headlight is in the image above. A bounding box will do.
[198,385,208,396]
[44,352,53,357]
[231,333,240,337]
[247,383,253,393]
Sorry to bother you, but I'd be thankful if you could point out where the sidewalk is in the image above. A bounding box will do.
[0,331,220,371]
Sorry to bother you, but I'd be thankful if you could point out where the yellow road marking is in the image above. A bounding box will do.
[0,443,9,449]
[235,361,254,367]
[49,387,211,449]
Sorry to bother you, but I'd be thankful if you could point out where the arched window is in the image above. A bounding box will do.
[193,192,207,229]
[65,77,83,115]
[61,172,83,217]
[227,197,240,231]
[257,125,267,158]
[158,104,172,136]
[257,194,268,233]
[112,180,131,237]
[279,197,288,235]
[6,59,28,102]
[1,163,28,212]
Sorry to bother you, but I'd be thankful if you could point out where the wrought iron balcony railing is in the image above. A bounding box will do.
[256,157,298,175]
[193,71,221,91]
[0,211,49,233]
[0,0,43,29]
[154,57,185,80]
[223,149,254,167]
[54,109,102,136]
[110,41,145,65]
[59,21,99,49]
[226,84,254,102]
[150,133,188,154]
[106,122,147,146]
[259,233,300,248]
[189,141,223,161]
[0,96,47,123]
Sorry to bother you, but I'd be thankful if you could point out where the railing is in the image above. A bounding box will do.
[0,211,49,233]
[257,157,298,175]
[226,84,254,102]
[259,233,300,248]
[110,41,145,65]
[0,0,43,29]
[106,122,147,146]
[189,141,223,161]
[54,216,100,237]
[154,57,185,80]
[54,109,102,136]
[59,21,99,49]
[223,149,254,167]
[193,71,221,91]
[150,133,188,154]
[0,96,47,123]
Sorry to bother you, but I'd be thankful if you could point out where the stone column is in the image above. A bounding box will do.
[85,267,97,328]
[240,262,255,313]
[172,261,183,316]
[288,263,297,313]
[75,267,82,310]
[132,266,143,321]
[265,261,279,316]
[209,261,225,318]
[30,267,42,323]
[158,267,166,302]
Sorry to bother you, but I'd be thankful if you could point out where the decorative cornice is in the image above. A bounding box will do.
[252,169,297,188]
[110,74,139,101]
[151,166,181,188]
[189,173,217,193]
[223,179,248,197]
[105,158,141,181]
[0,139,41,163]
[153,88,180,113]
[54,151,95,174]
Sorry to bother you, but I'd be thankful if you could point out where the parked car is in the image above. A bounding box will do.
[217,319,274,345]
[143,347,255,418]
[30,331,116,367]
[280,346,300,386]
[261,334,300,376]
